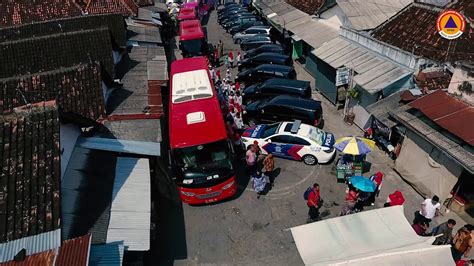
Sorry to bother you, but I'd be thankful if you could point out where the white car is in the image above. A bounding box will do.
[241,120,336,165]
[233,26,271,44]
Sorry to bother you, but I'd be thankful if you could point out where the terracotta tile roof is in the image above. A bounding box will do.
[0,102,61,244]
[372,2,474,63]
[76,0,138,16]
[0,0,82,28]
[0,234,91,266]
[286,0,326,15]
[1,63,106,121]
[0,28,114,79]
[410,89,474,145]
[0,14,127,47]
[415,69,453,93]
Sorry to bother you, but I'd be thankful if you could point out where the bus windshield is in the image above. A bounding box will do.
[181,39,203,55]
[175,140,233,172]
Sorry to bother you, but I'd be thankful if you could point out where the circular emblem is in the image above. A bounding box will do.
[436,10,466,40]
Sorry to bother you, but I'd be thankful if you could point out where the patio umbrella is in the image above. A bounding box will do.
[334,136,375,155]
[349,175,376,192]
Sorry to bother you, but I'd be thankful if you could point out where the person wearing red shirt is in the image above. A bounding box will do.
[368,172,383,205]
[307,183,321,223]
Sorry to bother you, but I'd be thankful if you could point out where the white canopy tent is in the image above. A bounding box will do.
[290,206,454,266]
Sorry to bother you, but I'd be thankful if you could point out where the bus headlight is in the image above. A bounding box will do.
[181,191,195,197]
[183,179,193,184]
[222,181,235,190]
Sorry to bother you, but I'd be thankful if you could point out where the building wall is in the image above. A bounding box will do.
[307,53,338,104]
[406,128,464,178]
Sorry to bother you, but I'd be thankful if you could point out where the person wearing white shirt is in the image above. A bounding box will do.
[414,195,440,225]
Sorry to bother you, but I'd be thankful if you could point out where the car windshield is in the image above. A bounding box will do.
[175,140,233,172]
[181,39,203,54]
[307,127,326,145]
[262,123,279,138]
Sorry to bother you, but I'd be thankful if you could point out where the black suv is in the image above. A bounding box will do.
[238,52,291,71]
[229,21,264,35]
[242,78,311,104]
[244,44,284,59]
[243,95,323,127]
[236,64,296,85]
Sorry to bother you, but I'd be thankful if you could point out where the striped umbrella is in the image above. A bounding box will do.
[334,136,375,155]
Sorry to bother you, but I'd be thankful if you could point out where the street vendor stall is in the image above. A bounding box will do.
[333,136,375,182]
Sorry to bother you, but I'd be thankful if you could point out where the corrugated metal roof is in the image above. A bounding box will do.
[89,243,125,266]
[76,137,161,156]
[56,234,91,266]
[107,158,150,251]
[0,250,56,266]
[290,19,339,49]
[409,90,474,146]
[336,0,412,30]
[62,147,117,244]
[366,90,404,128]
[0,230,61,263]
[313,37,411,93]
[127,24,162,44]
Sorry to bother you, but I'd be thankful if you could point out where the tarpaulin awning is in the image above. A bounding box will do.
[290,205,454,265]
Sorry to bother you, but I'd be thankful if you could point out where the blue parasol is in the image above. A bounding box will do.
[349,175,376,192]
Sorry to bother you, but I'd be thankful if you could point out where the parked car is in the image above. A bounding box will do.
[243,44,284,59]
[218,10,249,23]
[218,4,244,15]
[218,7,246,20]
[221,13,254,26]
[224,16,258,30]
[238,52,291,71]
[241,121,335,165]
[243,95,323,128]
[242,78,311,104]
[229,21,265,35]
[236,64,296,85]
[233,26,271,43]
[240,36,273,50]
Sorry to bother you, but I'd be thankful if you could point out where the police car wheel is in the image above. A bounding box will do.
[302,155,317,166]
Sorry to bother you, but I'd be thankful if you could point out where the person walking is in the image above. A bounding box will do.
[246,145,257,173]
[210,67,216,84]
[413,195,441,225]
[263,154,275,185]
[218,40,224,58]
[251,170,268,199]
[225,68,232,82]
[432,219,456,245]
[228,51,234,68]
[234,112,244,131]
[452,225,473,262]
[237,52,242,65]
[224,55,229,68]
[213,47,220,66]
[368,171,383,205]
[307,183,321,223]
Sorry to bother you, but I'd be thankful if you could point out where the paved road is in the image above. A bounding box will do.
[153,8,468,266]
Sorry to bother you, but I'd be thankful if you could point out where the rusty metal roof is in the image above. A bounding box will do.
[56,234,91,266]
[409,90,474,145]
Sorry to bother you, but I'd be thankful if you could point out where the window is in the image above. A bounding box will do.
[262,123,280,138]
[274,71,284,77]
[256,29,267,34]
[270,135,292,144]
[289,136,310,146]
[246,29,258,34]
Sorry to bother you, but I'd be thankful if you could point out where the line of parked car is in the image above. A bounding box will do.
[218,3,335,165]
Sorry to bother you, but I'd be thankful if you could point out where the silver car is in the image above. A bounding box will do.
[233,26,271,44]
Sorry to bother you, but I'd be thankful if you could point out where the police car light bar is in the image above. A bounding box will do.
[290,120,301,134]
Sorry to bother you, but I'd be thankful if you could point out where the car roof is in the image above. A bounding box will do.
[268,95,321,110]
[262,78,309,87]
[277,122,319,139]
[246,25,271,30]
[253,52,288,59]
[255,64,293,71]
[243,36,271,42]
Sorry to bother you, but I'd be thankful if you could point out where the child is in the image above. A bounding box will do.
[251,170,268,199]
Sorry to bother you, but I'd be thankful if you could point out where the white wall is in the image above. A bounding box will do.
[60,123,81,179]
[448,67,474,105]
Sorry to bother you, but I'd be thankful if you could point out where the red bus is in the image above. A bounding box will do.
[169,57,237,204]
[177,7,197,22]
[179,19,209,58]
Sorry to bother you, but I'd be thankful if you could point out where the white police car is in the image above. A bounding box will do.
[241,120,336,165]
